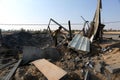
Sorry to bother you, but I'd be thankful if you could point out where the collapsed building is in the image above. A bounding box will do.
[0,0,120,80]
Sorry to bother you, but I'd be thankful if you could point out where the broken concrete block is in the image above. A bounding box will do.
[95,62,102,73]
[32,59,67,80]
[22,46,60,64]
[43,47,61,61]
[75,57,81,62]
[22,46,44,64]
[105,63,120,73]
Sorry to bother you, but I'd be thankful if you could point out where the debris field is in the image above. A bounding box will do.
[0,0,120,80]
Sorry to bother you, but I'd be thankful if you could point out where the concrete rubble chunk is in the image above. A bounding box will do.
[32,59,67,80]
[105,63,120,74]
[75,56,81,62]
[95,62,103,73]
[22,46,60,64]
[22,46,44,64]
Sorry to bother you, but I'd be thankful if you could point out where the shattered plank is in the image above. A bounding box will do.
[4,59,22,80]
[32,59,67,80]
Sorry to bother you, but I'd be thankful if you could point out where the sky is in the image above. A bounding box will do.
[0,0,120,30]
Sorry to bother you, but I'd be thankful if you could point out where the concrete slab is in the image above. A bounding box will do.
[22,46,44,64]
[22,46,60,64]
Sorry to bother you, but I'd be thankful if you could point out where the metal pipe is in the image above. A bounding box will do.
[68,20,72,39]
[50,18,69,32]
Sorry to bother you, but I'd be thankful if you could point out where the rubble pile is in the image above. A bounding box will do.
[0,31,53,80]
[10,39,120,80]
[0,48,19,80]
[2,31,52,50]
[0,0,120,79]
[0,30,120,80]
[14,65,47,80]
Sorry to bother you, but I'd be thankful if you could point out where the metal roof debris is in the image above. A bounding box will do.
[68,34,90,53]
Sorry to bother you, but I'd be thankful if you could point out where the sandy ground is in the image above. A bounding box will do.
[104,31,120,35]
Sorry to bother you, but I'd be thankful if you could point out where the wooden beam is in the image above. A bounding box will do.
[32,59,67,80]
[4,59,22,80]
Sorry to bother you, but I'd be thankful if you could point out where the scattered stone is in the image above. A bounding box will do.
[23,73,39,80]
[67,61,75,70]
[74,56,81,62]
[95,62,103,73]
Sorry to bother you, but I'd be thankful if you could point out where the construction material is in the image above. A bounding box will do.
[22,46,44,64]
[22,46,60,64]
[68,20,72,40]
[32,59,67,80]
[47,18,69,33]
[84,71,90,80]
[4,59,22,80]
[88,0,104,42]
[68,34,90,53]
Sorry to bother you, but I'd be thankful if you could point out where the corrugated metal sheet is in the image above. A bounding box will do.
[68,34,90,53]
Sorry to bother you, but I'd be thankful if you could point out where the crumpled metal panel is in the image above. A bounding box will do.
[68,34,90,53]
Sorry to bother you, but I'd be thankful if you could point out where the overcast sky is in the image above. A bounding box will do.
[0,0,120,30]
